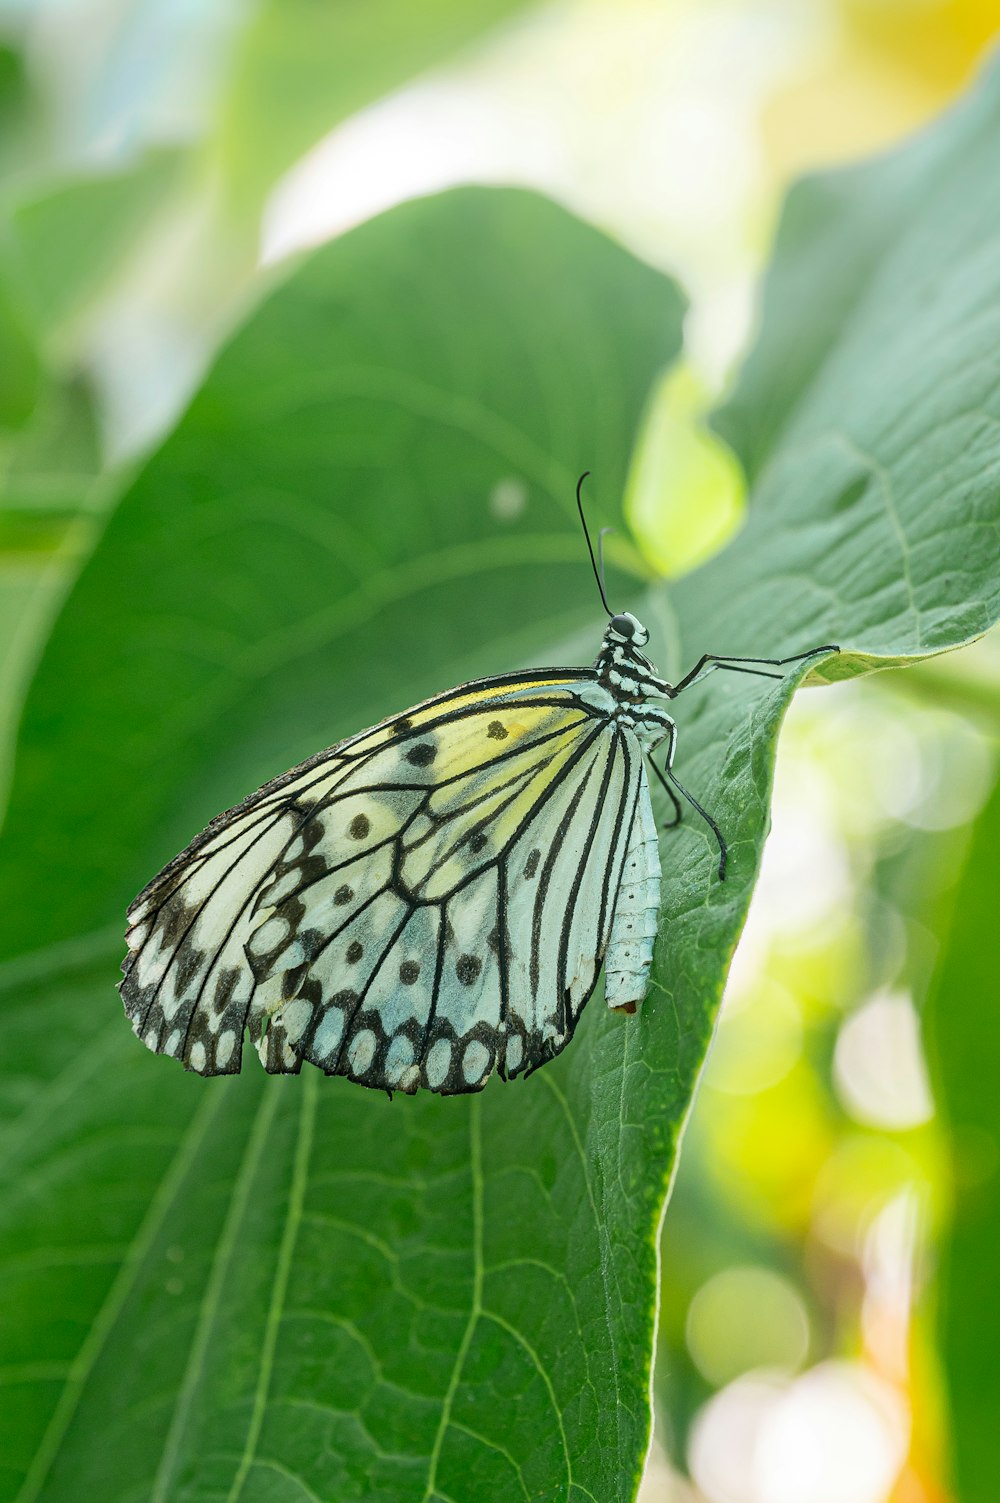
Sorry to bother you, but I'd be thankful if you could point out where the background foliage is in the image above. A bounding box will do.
[2,4,1000,1502]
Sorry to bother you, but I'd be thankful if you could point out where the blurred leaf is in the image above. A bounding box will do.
[627,363,745,580]
[0,148,189,801]
[715,46,1000,526]
[0,376,103,815]
[0,268,41,428]
[8,150,188,336]
[0,147,189,807]
[215,0,537,217]
[5,46,1000,1495]
[707,46,1000,666]
[0,40,45,184]
[925,766,1000,1502]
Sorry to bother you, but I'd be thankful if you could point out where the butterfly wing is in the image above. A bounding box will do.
[121,670,645,1093]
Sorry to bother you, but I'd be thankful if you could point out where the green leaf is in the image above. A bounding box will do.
[6,46,1000,1497]
[709,61,1000,666]
[0,377,104,817]
[0,148,193,807]
[0,187,686,1503]
[7,150,188,337]
[0,41,45,186]
[0,261,42,431]
[924,764,1000,1502]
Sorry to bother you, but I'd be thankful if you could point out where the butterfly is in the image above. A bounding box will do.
[121,476,836,1095]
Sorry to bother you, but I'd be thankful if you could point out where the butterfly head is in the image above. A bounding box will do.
[606,612,649,648]
[596,611,659,684]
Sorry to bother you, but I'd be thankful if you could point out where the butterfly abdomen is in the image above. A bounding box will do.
[604,770,659,1013]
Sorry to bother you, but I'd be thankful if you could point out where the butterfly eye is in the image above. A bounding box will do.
[609,614,635,639]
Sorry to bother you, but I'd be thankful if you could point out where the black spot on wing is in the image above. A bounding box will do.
[455,953,482,986]
[405,742,436,767]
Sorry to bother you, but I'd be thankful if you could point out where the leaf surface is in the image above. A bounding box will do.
[1,189,685,1503]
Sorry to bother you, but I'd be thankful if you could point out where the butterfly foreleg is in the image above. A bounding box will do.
[667,643,839,696]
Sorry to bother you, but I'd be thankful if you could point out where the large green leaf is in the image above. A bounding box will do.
[6,47,1000,1497]
[0,256,41,430]
[0,188,686,1503]
[710,55,1000,664]
[7,150,189,338]
[0,377,103,817]
[0,149,200,826]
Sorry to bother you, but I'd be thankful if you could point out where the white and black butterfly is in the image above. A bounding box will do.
[121,478,836,1095]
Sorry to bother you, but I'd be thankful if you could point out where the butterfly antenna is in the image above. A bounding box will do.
[576,472,613,617]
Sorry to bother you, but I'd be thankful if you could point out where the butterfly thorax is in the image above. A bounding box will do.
[594,613,675,749]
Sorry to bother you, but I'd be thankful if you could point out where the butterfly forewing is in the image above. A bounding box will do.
[121,671,639,1092]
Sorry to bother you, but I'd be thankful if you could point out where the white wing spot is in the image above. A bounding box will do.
[281,939,307,972]
[425,1038,451,1089]
[462,1039,490,1086]
[144,1027,158,1050]
[264,869,301,907]
[189,1041,207,1072]
[505,1035,523,1073]
[248,913,290,956]
[160,990,181,1023]
[217,1030,236,1067]
[348,1030,377,1075]
[127,918,151,948]
[164,1029,182,1057]
[278,997,312,1044]
[386,1034,415,1084]
[313,1010,345,1062]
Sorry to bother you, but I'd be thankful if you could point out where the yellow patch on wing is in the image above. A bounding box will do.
[339,676,584,761]
[404,707,597,900]
[403,715,595,901]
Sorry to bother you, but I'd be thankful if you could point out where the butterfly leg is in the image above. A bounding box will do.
[652,757,728,881]
[648,722,683,830]
[669,642,840,696]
